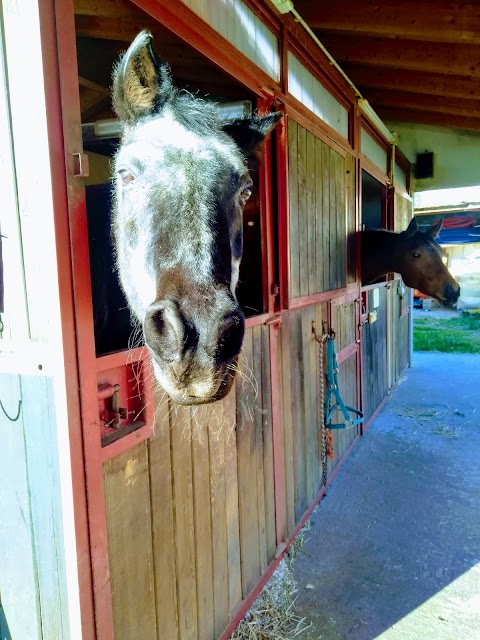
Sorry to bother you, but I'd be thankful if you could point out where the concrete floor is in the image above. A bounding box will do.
[294,352,480,640]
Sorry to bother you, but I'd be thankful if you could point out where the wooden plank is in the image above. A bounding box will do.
[306,129,317,295]
[315,136,324,294]
[288,120,300,299]
[170,407,198,640]
[318,34,480,78]
[308,306,320,496]
[291,311,307,521]
[236,328,261,596]
[329,148,338,291]
[343,64,480,100]
[297,124,309,297]
[148,393,179,640]
[74,0,138,18]
[362,87,480,119]
[322,142,331,293]
[297,0,480,45]
[375,106,480,133]
[191,405,215,640]
[21,377,71,640]
[222,384,242,614]
[261,325,276,562]
[252,325,268,572]
[279,314,296,536]
[207,401,229,638]
[338,153,346,288]
[0,375,42,639]
[103,442,157,640]
[346,153,356,284]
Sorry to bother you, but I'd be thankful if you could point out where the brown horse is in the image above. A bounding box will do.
[361,218,460,307]
[111,32,280,404]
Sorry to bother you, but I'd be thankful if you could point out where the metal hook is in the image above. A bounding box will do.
[0,398,22,422]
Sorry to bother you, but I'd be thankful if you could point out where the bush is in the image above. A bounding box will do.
[413,313,480,354]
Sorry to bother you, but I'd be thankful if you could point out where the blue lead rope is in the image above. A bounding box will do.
[325,335,364,430]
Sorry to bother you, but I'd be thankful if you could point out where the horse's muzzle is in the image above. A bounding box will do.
[443,282,460,307]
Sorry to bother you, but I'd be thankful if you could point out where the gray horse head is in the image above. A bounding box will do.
[112,31,280,404]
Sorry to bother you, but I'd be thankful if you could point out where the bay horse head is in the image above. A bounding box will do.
[398,218,460,307]
[111,31,280,405]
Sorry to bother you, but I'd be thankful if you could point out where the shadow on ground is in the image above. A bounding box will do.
[294,352,480,640]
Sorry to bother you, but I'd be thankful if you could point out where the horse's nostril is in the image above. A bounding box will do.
[144,301,184,360]
[216,310,245,363]
[444,283,460,303]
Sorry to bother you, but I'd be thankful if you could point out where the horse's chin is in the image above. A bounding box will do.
[159,366,236,406]
[434,294,457,309]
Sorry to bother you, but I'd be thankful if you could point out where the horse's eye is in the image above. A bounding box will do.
[412,252,421,259]
[240,185,252,204]
[118,168,135,186]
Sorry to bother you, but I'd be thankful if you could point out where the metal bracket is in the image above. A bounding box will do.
[98,383,135,429]
[72,152,90,178]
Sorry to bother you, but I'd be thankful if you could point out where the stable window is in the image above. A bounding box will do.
[78,18,273,356]
[361,170,387,231]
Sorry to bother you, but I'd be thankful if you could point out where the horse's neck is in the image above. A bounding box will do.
[361,229,401,284]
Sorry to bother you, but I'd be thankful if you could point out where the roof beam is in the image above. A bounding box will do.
[342,64,480,100]
[360,88,480,119]
[74,0,138,19]
[376,107,480,132]
[75,15,143,41]
[295,0,480,44]
[318,34,480,77]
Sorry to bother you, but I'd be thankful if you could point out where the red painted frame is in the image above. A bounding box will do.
[37,1,95,637]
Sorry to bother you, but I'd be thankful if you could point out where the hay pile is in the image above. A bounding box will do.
[231,521,313,639]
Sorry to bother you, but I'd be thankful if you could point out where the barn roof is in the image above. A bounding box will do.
[293,0,480,132]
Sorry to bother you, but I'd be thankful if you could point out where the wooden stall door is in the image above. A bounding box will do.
[390,191,414,384]
[287,119,352,303]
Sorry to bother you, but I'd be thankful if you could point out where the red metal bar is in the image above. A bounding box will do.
[337,342,359,365]
[289,287,349,310]
[52,0,115,636]
[97,384,120,401]
[39,0,95,637]
[263,107,278,315]
[257,96,275,315]
[246,312,271,328]
[96,346,148,373]
[275,111,290,311]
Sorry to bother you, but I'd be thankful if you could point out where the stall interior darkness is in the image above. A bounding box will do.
[361,170,386,231]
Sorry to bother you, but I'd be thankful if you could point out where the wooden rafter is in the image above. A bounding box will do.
[74,0,137,19]
[360,88,480,120]
[377,106,480,132]
[318,35,480,77]
[341,64,480,100]
[294,0,480,45]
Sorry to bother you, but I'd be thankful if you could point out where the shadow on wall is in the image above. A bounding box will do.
[0,604,12,640]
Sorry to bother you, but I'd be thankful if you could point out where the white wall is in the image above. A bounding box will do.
[385,121,480,192]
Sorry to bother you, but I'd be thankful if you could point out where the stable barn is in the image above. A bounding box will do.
[0,1,413,639]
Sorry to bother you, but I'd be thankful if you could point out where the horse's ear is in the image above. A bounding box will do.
[404,217,419,237]
[427,220,443,239]
[112,31,172,122]
[222,112,282,161]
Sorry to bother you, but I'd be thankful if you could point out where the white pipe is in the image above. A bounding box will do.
[270,0,395,143]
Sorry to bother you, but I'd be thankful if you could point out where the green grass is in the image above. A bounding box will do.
[414,313,480,353]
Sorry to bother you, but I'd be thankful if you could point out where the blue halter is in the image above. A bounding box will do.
[324,335,364,430]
